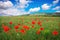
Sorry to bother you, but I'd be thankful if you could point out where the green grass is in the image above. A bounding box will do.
[0,16,60,40]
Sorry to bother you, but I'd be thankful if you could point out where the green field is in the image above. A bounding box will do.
[0,16,60,40]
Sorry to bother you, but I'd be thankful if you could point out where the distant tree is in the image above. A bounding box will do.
[54,12,60,15]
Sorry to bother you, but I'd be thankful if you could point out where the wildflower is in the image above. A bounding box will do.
[15,29,19,32]
[32,20,36,25]
[9,21,12,25]
[23,25,30,30]
[14,25,19,29]
[52,30,58,36]
[20,29,25,34]
[37,21,41,25]
[2,26,10,32]
[38,21,42,26]
[40,27,44,30]
[32,25,34,28]
[18,23,20,26]
[36,30,40,35]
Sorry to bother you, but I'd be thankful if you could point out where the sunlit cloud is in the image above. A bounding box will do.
[41,4,51,10]
[29,7,40,12]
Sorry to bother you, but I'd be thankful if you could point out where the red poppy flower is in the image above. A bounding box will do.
[2,26,10,32]
[37,21,42,26]
[39,23,42,26]
[18,23,20,26]
[38,21,41,24]
[23,25,30,30]
[36,30,40,35]
[15,29,19,32]
[52,30,58,36]
[32,20,36,25]
[32,25,34,28]
[40,27,44,31]
[14,25,19,29]
[20,29,25,34]
[9,21,12,25]
[37,22,42,26]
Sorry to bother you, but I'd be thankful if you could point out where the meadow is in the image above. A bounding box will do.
[0,15,60,40]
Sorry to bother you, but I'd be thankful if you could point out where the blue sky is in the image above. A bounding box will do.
[26,0,60,13]
[0,0,60,16]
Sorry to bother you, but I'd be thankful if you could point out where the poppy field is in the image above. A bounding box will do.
[0,16,60,40]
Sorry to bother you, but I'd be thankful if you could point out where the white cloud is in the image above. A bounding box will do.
[56,11,60,13]
[3,8,20,15]
[53,6,60,10]
[0,1,13,9]
[0,0,30,16]
[18,4,29,8]
[53,6,60,13]
[41,4,51,10]
[4,1,13,7]
[53,0,59,5]
[16,0,32,8]
[29,7,40,12]
[19,0,29,4]
[1,8,29,16]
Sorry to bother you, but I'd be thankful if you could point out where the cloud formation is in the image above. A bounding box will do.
[41,4,51,10]
[16,0,32,8]
[0,1,13,9]
[29,7,40,12]
[53,6,60,13]
[0,0,31,16]
[53,6,60,10]
[56,11,60,12]
[53,0,59,5]
[3,8,29,16]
